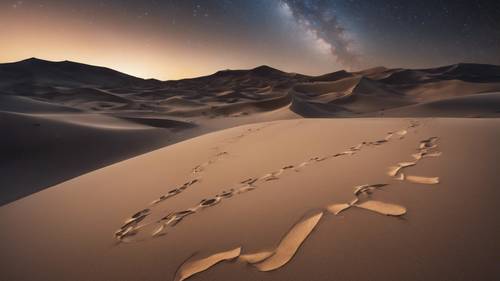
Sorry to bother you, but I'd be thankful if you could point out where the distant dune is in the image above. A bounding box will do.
[1,58,499,206]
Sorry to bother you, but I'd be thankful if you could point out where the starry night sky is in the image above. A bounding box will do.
[1,0,499,79]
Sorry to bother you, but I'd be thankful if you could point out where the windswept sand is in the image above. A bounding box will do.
[1,118,499,280]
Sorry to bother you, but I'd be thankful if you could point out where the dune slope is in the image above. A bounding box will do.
[1,118,499,281]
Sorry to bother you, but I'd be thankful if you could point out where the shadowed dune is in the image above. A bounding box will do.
[0,110,177,205]
[382,92,500,117]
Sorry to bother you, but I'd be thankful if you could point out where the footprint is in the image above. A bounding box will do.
[115,226,138,241]
[388,162,417,177]
[419,142,437,150]
[328,184,387,215]
[395,173,405,181]
[162,209,197,226]
[116,208,151,237]
[151,179,201,205]
[239,251,274,264]
[130,208,151,220]
[294,161,310,172]
[151,189,181,205]
[174,247,241,281]
[115,209,151,240]
[350,144,363,151]
[371,139,388,145]
[152,223,167,237]
[199,197,221,208]
[339,150,357,156]
[408,121,420,128]
[241,178,258,185]
[216,151,229,157]
[396,129,407,139]
[327,203,351,215]
[236,185,256,194]
[413,151,442,160]
[217,189,234,199]
[355,200,407,216]
[255,212,323,272]
[419,137,438,149]
[405,175,439,185]
[353,184,388,196]
[260,169,284,181]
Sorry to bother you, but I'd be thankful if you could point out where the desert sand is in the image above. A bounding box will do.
[2,59,500,205]
[1,118,499,280]
[1,59,500,280]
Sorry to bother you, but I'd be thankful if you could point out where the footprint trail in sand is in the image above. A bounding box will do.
[114,120,445,281]
[115,121,418,242]
[115,124,276,241]
[387,136,441,184]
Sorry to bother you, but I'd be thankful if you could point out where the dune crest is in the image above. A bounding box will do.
[174,247,241,281]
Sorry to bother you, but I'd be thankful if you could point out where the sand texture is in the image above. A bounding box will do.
[1,118,499,280]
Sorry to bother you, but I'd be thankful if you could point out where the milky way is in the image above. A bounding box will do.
[281,0,359,68]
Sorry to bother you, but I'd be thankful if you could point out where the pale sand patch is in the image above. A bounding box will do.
[239,251,274,264]
[395,173,405,181]
[353,183,387,196]
[256,212,323,271]
[355,200,407,216]
[175,247,241,281]
[151,223,166,237]
[387,162,416,177]
[396,129,407,138]
[327,203,352,215]
[406,175,440,184]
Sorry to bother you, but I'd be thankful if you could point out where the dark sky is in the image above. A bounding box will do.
[1,0,499,79]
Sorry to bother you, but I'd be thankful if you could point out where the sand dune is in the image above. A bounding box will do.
[0,110,180,205]
[382,92,500,117]
[1,118,499,280]
[1,59,500,221]
[1,56,500,281]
